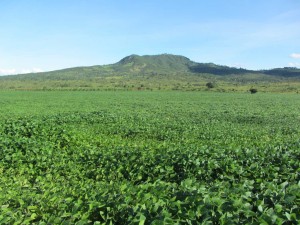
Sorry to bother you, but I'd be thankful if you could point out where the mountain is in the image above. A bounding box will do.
[114,54,257,75]
[1,54,300,92]
[114,54,300,77]
[115,54,196,73]
[262,67,300,77]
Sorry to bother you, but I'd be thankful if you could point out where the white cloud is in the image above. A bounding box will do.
[21,68,44,74]
[290,53,300,59]
[230,63,245,68]
[288,62,300,67]
[0,68,44,76]
[0,69,17,75]
[32,68,43,73]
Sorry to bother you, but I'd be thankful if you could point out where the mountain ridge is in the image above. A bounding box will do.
[1,53,299,77]
[1,54,300,92]
[114,54,300,76]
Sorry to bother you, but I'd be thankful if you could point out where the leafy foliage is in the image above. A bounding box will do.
[206,82,215,89]
[249,88,258,94]
[0,91,300,224]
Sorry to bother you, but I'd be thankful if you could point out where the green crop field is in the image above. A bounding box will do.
[0,91,299,224]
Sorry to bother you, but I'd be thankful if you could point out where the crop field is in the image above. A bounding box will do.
[0,91,299,224]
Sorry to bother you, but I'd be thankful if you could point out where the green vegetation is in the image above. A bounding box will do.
[206,82,215,89]
[249,88,258,94]
[0,91,299,224]
[1,54,300,92]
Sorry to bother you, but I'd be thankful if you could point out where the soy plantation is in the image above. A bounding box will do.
[0,91,299,224]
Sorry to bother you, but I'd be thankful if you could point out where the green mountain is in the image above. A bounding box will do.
[1,54,300,92]
[262,67,300,77]
[115,54,254,75]
[115,54,196,73]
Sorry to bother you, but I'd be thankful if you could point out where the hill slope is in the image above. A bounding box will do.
[1,54,300,92]
[114,54,259,75]
[115,54,195,73]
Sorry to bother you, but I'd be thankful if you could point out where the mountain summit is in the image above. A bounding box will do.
[114,54,257,75]
[115,54,196,73]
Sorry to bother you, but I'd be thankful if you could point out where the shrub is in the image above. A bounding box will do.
[206,82,215,89]
[249,88,258,94]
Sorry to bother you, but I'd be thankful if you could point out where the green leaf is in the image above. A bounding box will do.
[275,204,282,213]
[285,212,291,220]
[139,214,146,225]
[27,206,38,212]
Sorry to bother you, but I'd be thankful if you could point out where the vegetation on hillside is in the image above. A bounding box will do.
[0,54,300,92]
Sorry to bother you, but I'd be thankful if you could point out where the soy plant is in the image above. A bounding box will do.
[0,91,299,224]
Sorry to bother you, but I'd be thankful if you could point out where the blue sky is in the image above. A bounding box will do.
[1,0,300,75]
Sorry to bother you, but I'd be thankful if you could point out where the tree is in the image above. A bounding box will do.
[206,82,215,89]
[249,88,258,94]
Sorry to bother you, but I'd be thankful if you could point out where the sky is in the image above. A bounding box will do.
[1,0,300,75]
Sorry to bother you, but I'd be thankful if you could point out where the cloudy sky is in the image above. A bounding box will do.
[1,0,300,75]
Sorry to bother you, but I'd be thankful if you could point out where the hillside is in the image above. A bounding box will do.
[115,54,195,73]
[1,54,300,92]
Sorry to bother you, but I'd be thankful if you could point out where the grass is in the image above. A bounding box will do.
[1,76,300,93]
